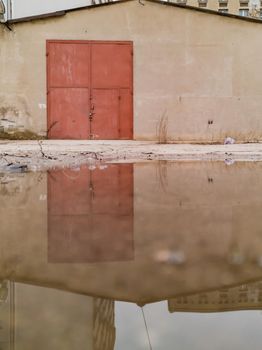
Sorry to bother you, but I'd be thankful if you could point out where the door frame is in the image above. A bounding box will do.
[46,40,134,139]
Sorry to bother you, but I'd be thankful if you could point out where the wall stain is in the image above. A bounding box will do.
[0,97,41,138]
[0,130,45,140]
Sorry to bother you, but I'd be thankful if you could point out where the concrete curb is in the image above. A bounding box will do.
[1,141,262,172]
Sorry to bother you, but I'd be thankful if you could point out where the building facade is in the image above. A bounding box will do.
[1,0,262,142]
[172,0,262,18]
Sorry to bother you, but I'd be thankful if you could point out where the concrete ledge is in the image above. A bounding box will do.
[1,140,262,172]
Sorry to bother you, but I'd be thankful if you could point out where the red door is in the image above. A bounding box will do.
[47,41,133,140]
[48,164,134,263]
[91,89,119,139]
[48,88,90,139]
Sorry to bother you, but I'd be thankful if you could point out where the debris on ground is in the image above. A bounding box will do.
[0,140,262,173]
[224,137,235,145]
[6,164,28,173]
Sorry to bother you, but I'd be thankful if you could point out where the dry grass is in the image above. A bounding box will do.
[156,111,169,144]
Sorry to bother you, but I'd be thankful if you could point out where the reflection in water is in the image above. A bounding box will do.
[1,281,262,350]
[1,161,262,348]
[0,281,115,350]
[48,165,134,263]
[169,280,262,313]
[116,301,262,350]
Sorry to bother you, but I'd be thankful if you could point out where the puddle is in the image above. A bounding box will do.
[1,161,262,349]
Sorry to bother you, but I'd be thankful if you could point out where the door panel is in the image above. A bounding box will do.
[91,43,132,89]
[48,88,90,139]
[119,89,133,139]
[91,89,119,140]
[48,42,90,88]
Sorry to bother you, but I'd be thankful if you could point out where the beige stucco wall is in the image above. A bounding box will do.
[1,0,262,141]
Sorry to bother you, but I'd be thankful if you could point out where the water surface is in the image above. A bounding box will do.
[1,161,262,349]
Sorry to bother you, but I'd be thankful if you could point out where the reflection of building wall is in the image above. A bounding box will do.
[135,162,262,265]
[0,282,115,350]
[93,298,115,350]
[0,281,12,350]
[1,162,262,303]
[133,161,262,299]
[168,280,262,313]
[0,172,47,275]
[2,0,262,142]
[14,283,94,350]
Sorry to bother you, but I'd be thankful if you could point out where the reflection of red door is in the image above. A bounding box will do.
[47,40,133,140]
[48,164,134,263]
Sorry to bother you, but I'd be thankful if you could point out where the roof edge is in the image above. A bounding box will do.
[147,0,262,24]
[7,0,262,25]
[7,10,66,24]
[7,0,133,24]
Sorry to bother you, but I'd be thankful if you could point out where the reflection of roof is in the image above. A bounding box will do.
[168,280,262,313]
[93,298,115,350]
[7,0,262,25]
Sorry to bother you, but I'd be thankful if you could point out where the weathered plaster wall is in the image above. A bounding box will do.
[0,24,43,138]
[1,1,262,141]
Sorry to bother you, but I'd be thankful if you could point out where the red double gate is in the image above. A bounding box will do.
[47,40,133,139]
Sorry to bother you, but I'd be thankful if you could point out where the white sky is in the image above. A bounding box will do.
[116,301,262,350]
[8,0,261,19]
[11,0,92,19]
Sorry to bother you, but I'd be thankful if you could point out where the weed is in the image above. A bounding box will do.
[156,111,168,144]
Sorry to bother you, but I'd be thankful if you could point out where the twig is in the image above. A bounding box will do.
[47,121,58,137]
[37,140,55,160]
[1,155,10,164]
